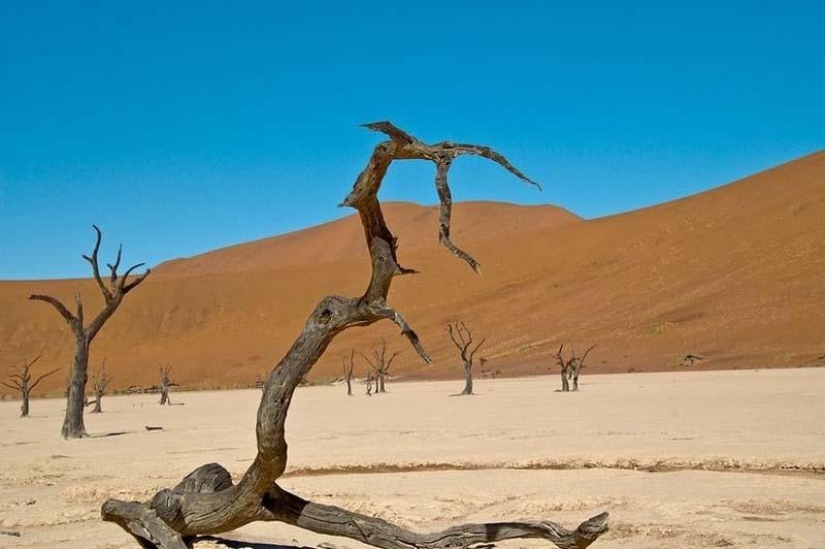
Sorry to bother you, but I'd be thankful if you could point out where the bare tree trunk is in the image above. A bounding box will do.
[462,361,473,395]
[63,337,89,437]
[560,365,570,392]
[100,123,607,549]
[21,389,30,417]
[346,375,352,396]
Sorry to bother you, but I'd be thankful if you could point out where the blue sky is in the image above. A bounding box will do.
[1,1,823,279]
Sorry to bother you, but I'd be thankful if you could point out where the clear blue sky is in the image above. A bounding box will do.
[1,1,823,280]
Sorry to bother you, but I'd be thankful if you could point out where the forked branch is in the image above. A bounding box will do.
[101,123,607,548]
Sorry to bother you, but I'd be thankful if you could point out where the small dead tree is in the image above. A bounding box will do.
[365,371,373,396]
[447,321,485,395]
[360,339,400,394]
[554,344,597,392]
[88,359,112,413]
[158,364,177,405]
[342,351,355,396]
[101,123,607,548]
[28,226,149,438]
[681,354,704,367]
[2,354,59,417]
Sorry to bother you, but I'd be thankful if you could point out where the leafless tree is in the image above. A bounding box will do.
[28,226,149,438]
[554,344,596,392]
[342,351,355,396]
[681,354,704,367]
[447,321,485,395]
[2,354,59,417]
[87,359,112,413]
[101,122,608,548]
[158,364,177,405]
[360,339,400,393]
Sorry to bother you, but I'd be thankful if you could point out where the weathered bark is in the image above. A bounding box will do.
[101,123,607,548]
[342,351,355,396]
[2,354,59,418]
[29,226,149,437]
[447,321,485,396]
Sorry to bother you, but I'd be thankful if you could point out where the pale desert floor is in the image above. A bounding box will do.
[1,369,824,548]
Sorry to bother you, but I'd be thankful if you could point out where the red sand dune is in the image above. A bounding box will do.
[1,152,823,394]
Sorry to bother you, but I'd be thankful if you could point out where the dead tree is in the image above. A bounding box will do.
[361,339,400,393]
[342,351,355,396]
[554,345,596,392]
[88,359,112,413]
[447,321,485,395]
[29,226,149,438]
[158,364,177,405]
[101,122,608,548]
[681,354,704,367]
[2,354,59,417]
[365,371,373,396]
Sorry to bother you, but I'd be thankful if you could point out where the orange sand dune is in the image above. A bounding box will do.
[1,152,823,394]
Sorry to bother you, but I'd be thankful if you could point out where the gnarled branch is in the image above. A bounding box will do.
[102,123,606,548]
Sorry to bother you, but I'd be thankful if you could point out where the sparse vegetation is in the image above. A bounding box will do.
[554,344,597,391]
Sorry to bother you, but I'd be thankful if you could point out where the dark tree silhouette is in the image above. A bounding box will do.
[2,354,59,417]
[447,321,485,395]
[101,122,608,548]
[342,351,355,396]
[88,359,112,413]
[361,339,400,393]
[554,345,597,392]
[29,226,149,437]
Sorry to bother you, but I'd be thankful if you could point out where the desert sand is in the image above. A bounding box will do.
[2,151,824,393]
[1,368,823,548]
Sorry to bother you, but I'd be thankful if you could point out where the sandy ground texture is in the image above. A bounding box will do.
[1,368,823,548]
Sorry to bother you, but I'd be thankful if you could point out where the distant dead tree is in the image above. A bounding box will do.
[447,321,485,395]
[554,344,596,391]
[100,123,607,548]
[158,364,177,405]
[342,351,355,396]
[87,359,112,413]
[681,354,704,367]
[365,371,373,396]
[360,339,400,393]
[2,354,59,417]
[28,226,149,438]
[478,357,498,379]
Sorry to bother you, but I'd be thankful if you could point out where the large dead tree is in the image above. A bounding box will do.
[2,354,59,417]
[342,351,355,396]
[158,364,177,405]
[88,359,112,414]
[29,226,149,438]
[101,122,608,548]
[554,345,596,392]
[361,339,400,394]
[447,321,485,395]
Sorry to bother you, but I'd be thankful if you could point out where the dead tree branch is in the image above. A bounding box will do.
[101,123,607,548]
[554,344,597,392]
[88,358,112,413]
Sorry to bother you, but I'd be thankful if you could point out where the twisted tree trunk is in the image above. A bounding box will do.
[462,361,473,395]
[101,123,608,548]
